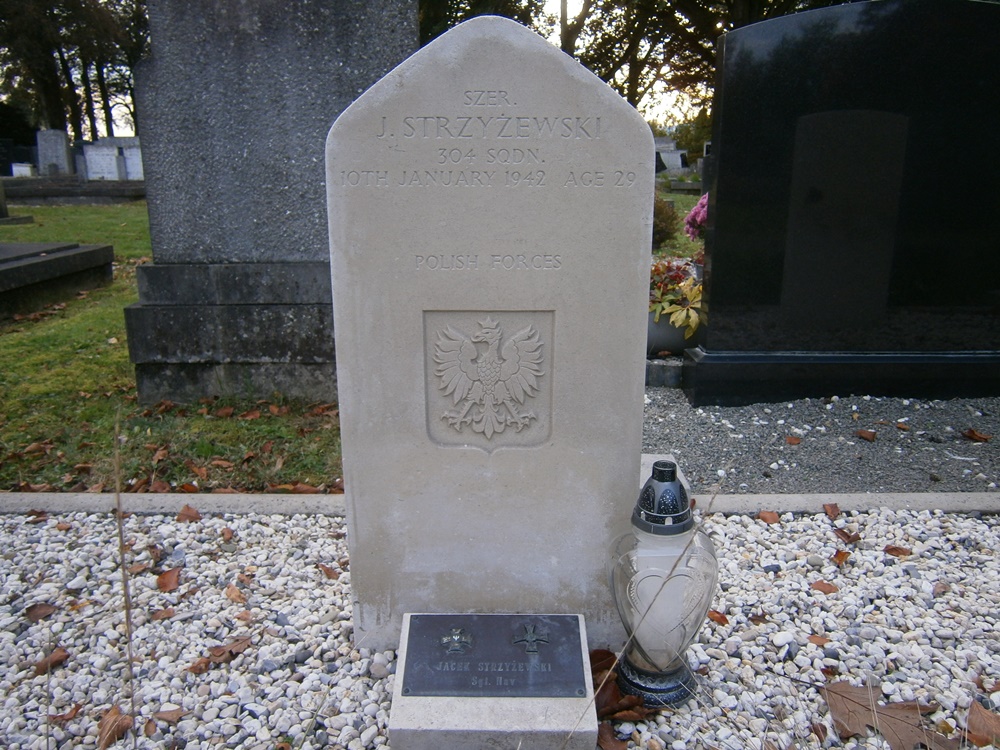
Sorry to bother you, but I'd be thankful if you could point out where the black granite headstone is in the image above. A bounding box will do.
[0,139,13,177]
[685,0,1000,404]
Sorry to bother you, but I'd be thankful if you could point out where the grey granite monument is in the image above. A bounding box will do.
[124,0,415,402]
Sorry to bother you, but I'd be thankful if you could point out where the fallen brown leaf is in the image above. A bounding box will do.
[215,406,234,418]
[603,696,644,716]
[157,568,181,593]
[785,435,801,445]
[151,447,169,464]
[151,608,175,621]
[823,503,841,520]
[188,657,212,674]
[184,460,208,480]
[593,669,623,718]
[176,504,201,522]
[590,649,617,672]
[318,563,340,580]
[26,602,58,622]
[856,429,877,442]
[35,646,70,675]
[811,723,829,743]
[208,634,253,664]
[144,719,156,737]
[896,422,910,431]
[97,705,132,750]
[610,708,650,721]
[748,613,769,625]
[707,609,729,626]
[597,721,628,750]
[239,409,261,420]
[210,458,234,469]
[225,582,247,604]
[49,703,83,723]
[55,521,72,531]
[758,510,781,524]
[963,428,992,443]
[810,580,839,594]
[967,701,1000,746]
[821,681,958,750]
[831,550,851,566]
[153,707,187,723]
[884,545,912,558]
[222,527,234,542]
[807,635,831,646]
[834,528,862,544]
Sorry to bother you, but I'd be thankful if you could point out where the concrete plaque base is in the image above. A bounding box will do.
[389,613,597,750]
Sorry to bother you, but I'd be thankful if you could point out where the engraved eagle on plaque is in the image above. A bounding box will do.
[433,317,544,439]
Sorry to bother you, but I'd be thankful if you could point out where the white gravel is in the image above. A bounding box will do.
[2,505,998,749]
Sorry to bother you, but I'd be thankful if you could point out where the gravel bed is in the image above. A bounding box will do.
[2,506,999,750]
[644,390,1000,495]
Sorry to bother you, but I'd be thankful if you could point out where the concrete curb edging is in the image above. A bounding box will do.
[0,452,995,517]
[0,453,1000,516]
[0,492,347,517]
[1,491,995,517]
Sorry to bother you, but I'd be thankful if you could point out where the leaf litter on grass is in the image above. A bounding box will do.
[2,204,343,494]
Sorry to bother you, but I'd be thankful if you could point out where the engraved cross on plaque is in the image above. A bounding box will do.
[513,624,549,654]
[441,628,473,654]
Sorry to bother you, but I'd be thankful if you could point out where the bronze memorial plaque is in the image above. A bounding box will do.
[400,614,587,698]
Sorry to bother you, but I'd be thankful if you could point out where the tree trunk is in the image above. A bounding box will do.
[95,64,116,137]
[82,61,100,139]
[56,46,83,142]
[560,0,594,57]
[38,56,68,132]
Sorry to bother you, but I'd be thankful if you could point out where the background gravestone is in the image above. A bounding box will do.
[36,130,74,176]
[124,0,415,402]
[686,0,1000,404]
[327,16,654,651]
[83,143,124,181]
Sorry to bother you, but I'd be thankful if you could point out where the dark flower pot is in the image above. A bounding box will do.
[647,312,703,357]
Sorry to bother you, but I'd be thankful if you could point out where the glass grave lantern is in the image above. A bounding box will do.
[609,460,718,706]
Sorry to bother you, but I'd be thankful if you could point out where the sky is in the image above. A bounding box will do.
[541,0,691,124]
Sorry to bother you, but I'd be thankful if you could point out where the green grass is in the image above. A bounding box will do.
[656,191,704,259]
[0,203,342,493]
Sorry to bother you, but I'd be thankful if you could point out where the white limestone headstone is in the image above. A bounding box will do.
[326,16,653,651]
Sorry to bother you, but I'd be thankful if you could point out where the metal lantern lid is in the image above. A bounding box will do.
[632,460,693,535]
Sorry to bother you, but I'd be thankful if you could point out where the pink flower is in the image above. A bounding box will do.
[684,193,709,241]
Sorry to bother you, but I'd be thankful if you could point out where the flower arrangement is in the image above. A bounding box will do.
[649,258,704,339]
[684,192,709,241]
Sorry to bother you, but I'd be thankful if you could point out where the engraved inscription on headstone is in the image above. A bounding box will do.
[401,614,587,698]
[426,310,551,450]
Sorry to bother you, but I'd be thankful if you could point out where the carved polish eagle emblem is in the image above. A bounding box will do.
[433,317,545,439]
